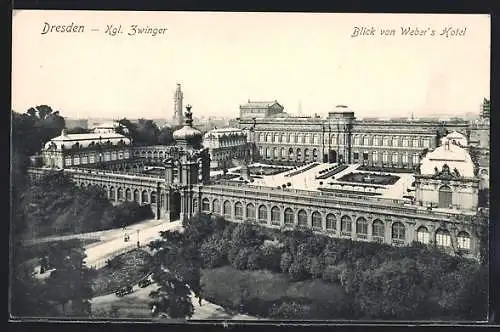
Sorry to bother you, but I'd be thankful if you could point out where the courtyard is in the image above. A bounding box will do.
[337,172,400,186]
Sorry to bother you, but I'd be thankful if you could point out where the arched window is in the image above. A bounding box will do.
[331,135,337,145]
[436,229,451,247]
[412,153,419,165]
[284,208,294,225]
[417,226,430,244]
[150,191,157,204]
[402,153,409,165]
[133,189,140,203]
[246,203,255,220]
[356,217,368,239]
[438,185,453,209]
[234,202,243,220]
[372,220,384,242]
[341,215,352,236]
[193,199,198,212]
[296,148,302,160]
[326,214,336,231]
[110,187,116,200]
[457,231,471,250]
[392,152,399,164]
[392,136,399,147]
[202,198,210,212]
[266,148,271,158]
[312,211,322,229]
[288,148,294,159]
[383,136,390,146]
[312,149,318,161]
[142,190,149,203]
[392,222,406,243]
[125,188,132,201]
[258,205,268,224]
[382,151,389,163]
[280,148,286,159]
[213,199,221,214]
[304,148,310,161]
[271,206,281,225]
[273,147,278,159]
[298,209,308,227]
[223,200,231,218]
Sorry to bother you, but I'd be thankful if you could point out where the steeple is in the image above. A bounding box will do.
[173,83,184,126]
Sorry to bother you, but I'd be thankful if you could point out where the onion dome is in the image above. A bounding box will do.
[173,104,202,149]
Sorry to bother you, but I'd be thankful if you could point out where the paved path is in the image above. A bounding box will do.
[91,281,258,320]
[85,220,183,267]
[23,218,169,246]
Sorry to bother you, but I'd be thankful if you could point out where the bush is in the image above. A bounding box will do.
[321,264,345,283]
[260,245,283,272]
[280,252,292,273]
[309,257,324,279]
[288,261,308,281]
[232,247,252,270]
[269,300,310,319]
[246,247,263,270]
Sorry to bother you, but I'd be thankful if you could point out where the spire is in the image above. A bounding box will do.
[184,104,193,127]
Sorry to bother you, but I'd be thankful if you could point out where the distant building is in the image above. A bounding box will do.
[64,118,88,129]
[92,121,127,134]
[239,100,284,119]
[480,98,490,119]
[203,127,248,170]
[172,83,184,126]
[41,129,132,169]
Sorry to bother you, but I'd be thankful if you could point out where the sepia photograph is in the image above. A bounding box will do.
[10,11,490,322]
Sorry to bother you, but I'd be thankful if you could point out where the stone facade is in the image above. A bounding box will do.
[203,128,249,169]
[239,108,470,168]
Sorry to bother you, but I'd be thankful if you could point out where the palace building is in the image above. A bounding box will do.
[27,90,489,260]
[238,105,472,168]
[203,127,249,170]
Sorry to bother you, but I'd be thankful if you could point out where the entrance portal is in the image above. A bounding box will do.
[170,191,181,221]
[328,150,337,163]
[438,185,452,209]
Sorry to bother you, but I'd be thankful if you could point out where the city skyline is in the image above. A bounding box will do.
[12,11,490,119]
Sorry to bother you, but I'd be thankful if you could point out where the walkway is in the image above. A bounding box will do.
[90,281,258,320]
[23,218,168,247]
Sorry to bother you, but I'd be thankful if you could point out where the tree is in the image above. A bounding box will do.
[149,269,194,319]
[269,301,310,319]
[158,126,175,145]
[280,252,292,273]
[43,242,95,316]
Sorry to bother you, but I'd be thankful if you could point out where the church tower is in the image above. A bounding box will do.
[173,83,184,126]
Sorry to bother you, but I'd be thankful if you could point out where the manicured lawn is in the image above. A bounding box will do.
[248,166,289,176]
[201,266,346,318]
[91,249,153,297]
[337,172,400,185]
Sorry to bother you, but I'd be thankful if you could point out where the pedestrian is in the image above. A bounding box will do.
[198,292,202,306]
[137,241,140,248]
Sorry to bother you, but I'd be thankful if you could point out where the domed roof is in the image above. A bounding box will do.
[173,125,202,140]
[173,105,202,147]
[440,130,468,147]
[420,141,475,178]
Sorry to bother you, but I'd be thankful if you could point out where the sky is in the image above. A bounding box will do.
[12,11,490,120]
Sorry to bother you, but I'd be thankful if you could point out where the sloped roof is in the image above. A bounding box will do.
[420,143,475,178]
[44,131,131,150]
[240,100,282,108]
